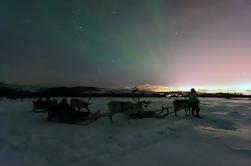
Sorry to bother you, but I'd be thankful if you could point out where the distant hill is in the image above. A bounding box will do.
[1,82,250,98]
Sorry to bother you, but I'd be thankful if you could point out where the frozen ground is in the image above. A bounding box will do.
[0,97,251,166]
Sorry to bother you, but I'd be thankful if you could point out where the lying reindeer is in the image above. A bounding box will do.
[173,99,191,116]
[47,104,100,124]
[48,107,90,123]
[70,97,92,111]
[108,89,151,123]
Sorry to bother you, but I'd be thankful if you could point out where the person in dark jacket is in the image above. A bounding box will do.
[188,88,200,117]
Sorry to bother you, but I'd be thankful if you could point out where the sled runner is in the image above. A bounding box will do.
[130,107,169,119]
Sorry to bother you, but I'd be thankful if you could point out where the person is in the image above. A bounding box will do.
[188,88,200,117]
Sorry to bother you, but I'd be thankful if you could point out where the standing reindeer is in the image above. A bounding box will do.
[173,99,191,116]
[70,97,92,112]
[107,88,151,123]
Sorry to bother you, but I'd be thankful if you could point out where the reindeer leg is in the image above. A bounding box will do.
[186,107,190,116]
[109,114,114,123]
[174,108,178,116]
[48,112,53,121]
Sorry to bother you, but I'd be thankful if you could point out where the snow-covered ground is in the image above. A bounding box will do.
[0,97,251,166]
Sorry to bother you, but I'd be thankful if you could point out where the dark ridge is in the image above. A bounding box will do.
[0,82,251,99]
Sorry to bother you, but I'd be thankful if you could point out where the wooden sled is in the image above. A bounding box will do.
[47,106,100,125]
[130,107,169,119]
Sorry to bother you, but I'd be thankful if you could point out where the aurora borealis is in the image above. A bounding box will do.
[1,0,251,90]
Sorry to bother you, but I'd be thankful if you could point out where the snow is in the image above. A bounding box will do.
[0,97,251,166]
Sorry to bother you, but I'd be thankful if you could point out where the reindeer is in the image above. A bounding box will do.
[33,98,53,112]
[47,106,91,123]
[173,99,191,116]
[107,88,151,123]
[48,98,100,124]
[70,97,92,112]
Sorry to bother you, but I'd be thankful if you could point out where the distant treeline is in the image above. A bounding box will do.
[0,83,250,99]
[0,85,163,98]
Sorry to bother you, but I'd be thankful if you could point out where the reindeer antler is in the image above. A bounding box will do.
[131,87,151,107]
[132,87,142,103]
[132,87,139,93]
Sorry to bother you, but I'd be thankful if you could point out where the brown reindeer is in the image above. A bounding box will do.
[70,97,92,111]
[173,99,191,116]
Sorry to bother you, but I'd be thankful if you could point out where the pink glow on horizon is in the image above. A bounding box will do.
[162,30,251,87]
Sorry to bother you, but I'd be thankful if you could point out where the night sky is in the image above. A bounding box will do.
[1,0,251,89]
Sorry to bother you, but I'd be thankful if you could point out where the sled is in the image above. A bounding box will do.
[130,107,169,119]
[33,100,52,112]
[47,106,100,125]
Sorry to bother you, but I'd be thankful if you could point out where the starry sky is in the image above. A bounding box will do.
[1,0,251,89]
